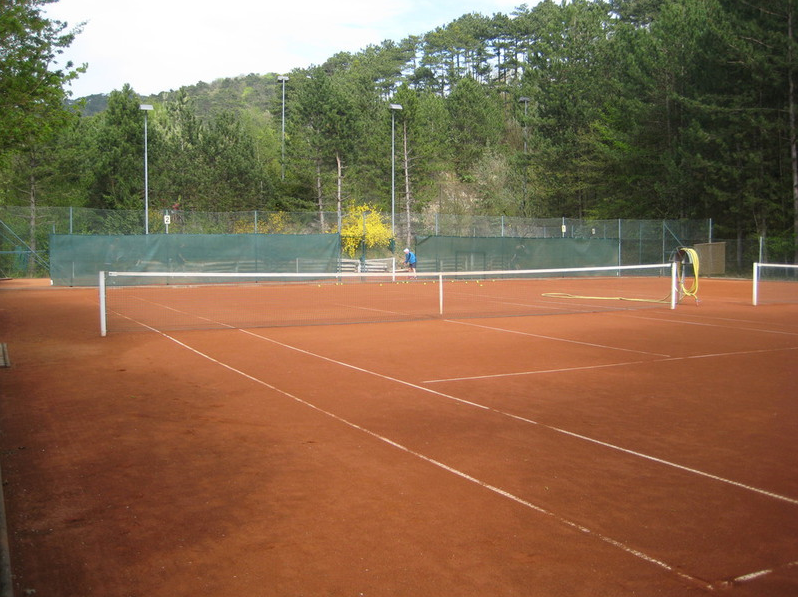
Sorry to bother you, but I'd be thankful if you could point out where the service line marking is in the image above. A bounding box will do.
[423,345,798,384]
[424,359,654,383]
[420,318,798,383]
[445,319,673,357]
[626,310,798,336]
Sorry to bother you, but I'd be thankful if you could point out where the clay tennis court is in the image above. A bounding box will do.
[1,276,797,596]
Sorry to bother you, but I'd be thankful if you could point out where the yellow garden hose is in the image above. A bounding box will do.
[541,249,700,306]
[676,247,700,303]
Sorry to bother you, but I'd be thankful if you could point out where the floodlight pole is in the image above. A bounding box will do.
[278,76,289,180]
[140,104,154,234]
[389,103,402,244]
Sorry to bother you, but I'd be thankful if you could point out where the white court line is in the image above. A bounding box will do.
[124,294,231,328]
[420,317,798,383]
[149,326,712,591]
[123,291,421,325]
[424,359,657,383]
[728,559,798,588]
[502,410,798,507]
[329,302,414,317]
[113,312,796,588]
[424,345,798,384]
[108,299,798,587]
[240,328,798,587]
[241,329,798,507]
[446,319,673,357]
[627,311,798,336]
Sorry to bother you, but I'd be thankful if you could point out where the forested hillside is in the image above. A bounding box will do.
[2,0,797,251]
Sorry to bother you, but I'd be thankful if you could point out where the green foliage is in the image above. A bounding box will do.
[152,89,204,209]
[87,85,146,210]
[446,77,504,178]
[1,0,796,249]
[199,111,267,210]
[0,0,84,152]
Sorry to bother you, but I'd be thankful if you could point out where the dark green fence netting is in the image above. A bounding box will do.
[413,236,620,272]
[50,233,343,286]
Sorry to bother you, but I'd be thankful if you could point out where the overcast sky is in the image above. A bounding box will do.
[44,0,532,98]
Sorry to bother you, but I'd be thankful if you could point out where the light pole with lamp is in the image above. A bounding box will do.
[278,76,289,180]
[140,104,153,234]
[389,103,402,245]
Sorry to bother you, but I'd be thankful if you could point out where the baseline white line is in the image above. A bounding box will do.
[153,327,712,591]
[241,329,798,507]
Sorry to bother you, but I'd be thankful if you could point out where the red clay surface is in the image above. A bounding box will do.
[1,276,797,596]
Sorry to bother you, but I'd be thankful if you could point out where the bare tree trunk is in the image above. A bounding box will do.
[402,120,412,247]
[316,159,325,232]
[27,154,38,277]
[336,152,343,234]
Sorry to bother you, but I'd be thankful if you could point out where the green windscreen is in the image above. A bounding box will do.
[414,236,619,272]
[50,233,620,286]
[50,233,342,286]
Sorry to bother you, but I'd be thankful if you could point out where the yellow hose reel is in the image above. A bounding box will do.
[673,247,700,304]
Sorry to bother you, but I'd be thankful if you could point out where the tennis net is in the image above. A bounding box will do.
[752,263,798,306]
[99,263,677,335]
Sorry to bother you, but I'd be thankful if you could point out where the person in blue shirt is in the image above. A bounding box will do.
[403,248,417,278]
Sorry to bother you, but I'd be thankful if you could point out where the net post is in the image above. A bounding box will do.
[752,262,759,306]
[99,271,107,337]
[670,262,678,309]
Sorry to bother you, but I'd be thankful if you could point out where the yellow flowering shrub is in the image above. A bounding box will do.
[233,212,291,234]
[340,204,392,258]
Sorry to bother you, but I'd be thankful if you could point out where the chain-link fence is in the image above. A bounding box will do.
[1,205,789,279]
